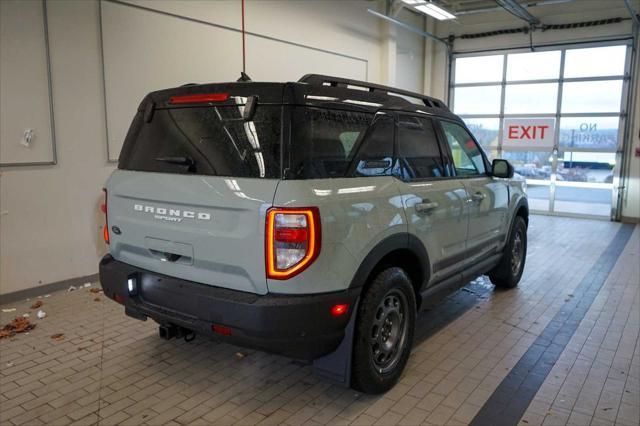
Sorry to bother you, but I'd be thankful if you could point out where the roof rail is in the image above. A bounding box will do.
[298,74,448,110]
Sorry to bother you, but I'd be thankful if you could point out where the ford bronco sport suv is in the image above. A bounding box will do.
[99,74,528,394]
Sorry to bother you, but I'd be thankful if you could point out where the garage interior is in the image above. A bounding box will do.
[1,0,639,425]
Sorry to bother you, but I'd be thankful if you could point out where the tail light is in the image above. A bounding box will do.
[266,207,321,280]
[101,188,109,244]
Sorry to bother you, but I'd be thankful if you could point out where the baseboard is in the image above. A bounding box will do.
[0,273,100,305]
[620,216,640,224]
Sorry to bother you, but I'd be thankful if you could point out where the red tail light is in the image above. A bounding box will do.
[169,93,229,104]
[266,207,321,280]
[102,188,109,244]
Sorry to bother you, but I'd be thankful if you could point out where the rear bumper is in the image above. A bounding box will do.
[99,254,359,359]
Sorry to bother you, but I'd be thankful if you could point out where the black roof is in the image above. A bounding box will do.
[290,74,456,119]
[140,74,457,120]
[298,74,449,111]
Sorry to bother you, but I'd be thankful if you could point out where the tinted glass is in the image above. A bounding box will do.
[350,113,394,177]
[119,106,281,178]
[288,107,373,179]
[397,115,444,180]
[440,121,486,176]
[463,118,499,158]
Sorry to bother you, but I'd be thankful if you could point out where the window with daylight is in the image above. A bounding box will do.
[450,43,630,218]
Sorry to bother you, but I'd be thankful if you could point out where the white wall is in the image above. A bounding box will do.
[395,8,425,93]
[0,0,113,296]
[0,1,55,165]
[426,0,640,221]
[0,0,398,296]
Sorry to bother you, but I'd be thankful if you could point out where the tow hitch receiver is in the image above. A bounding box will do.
[158,324,195,342]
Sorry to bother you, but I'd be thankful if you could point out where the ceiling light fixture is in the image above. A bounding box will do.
[401,0,456,20]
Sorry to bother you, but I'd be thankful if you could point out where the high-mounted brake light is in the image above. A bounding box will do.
[102,188,109,244]
[266,207,321,280]
[169,93,229,104]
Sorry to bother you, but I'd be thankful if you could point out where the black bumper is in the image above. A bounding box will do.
[99,255,359,359]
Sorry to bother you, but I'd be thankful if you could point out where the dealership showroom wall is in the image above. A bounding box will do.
[1,0,639,425]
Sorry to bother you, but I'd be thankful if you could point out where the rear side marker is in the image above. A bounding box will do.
[212,324,233,336]
[331,304,349,316]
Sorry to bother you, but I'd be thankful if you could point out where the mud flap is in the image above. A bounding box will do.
[312,298,359,387]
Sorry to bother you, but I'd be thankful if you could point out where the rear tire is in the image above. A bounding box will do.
[351,267,416,394]
[489,216,527,289]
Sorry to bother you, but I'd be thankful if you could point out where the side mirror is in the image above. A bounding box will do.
[492,159,514,178]
[243,95,258,121]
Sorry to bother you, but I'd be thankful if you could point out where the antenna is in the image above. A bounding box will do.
[241,0,246,73]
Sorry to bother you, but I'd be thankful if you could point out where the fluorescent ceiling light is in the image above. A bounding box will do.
[417,3,456,20]
[403,0,456,20]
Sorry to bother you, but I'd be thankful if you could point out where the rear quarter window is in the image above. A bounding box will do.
[287,107,394,179]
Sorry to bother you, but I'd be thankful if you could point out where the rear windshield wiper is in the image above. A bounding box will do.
[154,156,196,172]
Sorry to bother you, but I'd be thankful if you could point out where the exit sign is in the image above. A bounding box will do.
[503,118,556,151]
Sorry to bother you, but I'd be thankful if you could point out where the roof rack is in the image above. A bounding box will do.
[298,74,448,110]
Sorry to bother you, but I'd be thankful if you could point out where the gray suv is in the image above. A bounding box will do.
[99,74,528,394]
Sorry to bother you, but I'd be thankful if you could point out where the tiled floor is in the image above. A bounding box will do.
[1,216,638,426]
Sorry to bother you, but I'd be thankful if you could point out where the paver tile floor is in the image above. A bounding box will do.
[1,216,638,425]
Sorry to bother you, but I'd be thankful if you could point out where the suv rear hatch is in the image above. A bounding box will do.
[106,84,284,295]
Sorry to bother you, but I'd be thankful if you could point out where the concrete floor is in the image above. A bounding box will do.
[0,216,638,426]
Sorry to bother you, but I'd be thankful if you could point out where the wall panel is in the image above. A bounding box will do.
[101,0,367,161]
[0,0,55,165]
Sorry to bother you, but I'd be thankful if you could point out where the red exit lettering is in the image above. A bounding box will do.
[508,125,550,140]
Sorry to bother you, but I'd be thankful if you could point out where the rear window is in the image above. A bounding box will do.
[119,105,282,178]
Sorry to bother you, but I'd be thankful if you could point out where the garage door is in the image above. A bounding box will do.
[450,42,632,219]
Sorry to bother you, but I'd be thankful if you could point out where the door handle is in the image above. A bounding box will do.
[471,192,486,203]
[415,201,439,214]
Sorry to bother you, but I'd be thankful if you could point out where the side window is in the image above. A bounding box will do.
[440,121,487,176]
[289,107,372,179]
[349,113,394,177]
[339,131,360,155]
[397,115,444,180]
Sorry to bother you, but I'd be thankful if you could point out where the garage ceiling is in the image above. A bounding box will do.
[435,0,606,16]
[412,0,638,18]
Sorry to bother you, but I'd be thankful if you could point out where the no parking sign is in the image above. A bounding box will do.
[503,118,556,151]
